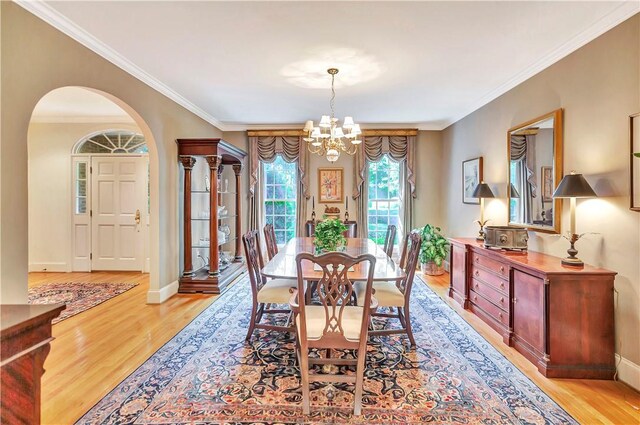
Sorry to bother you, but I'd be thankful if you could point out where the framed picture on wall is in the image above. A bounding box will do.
[318,167,344,203]
[541,166,553,202]
[462,157,483,204]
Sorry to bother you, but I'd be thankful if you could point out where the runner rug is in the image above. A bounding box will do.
[28,282,137,324]
[77,276,576,424]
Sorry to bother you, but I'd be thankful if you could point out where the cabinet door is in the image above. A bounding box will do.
[450,244,467,300]
[512,269,545,354]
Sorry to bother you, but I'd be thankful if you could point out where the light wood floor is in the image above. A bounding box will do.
[32,271,639,424]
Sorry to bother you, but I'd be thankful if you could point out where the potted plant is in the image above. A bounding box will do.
[414,224,449,275]
[313,218,348,253]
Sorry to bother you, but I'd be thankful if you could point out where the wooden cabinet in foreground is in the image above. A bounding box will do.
[1,304,64,424]
[448,238,616,379]
[177,138,247,294]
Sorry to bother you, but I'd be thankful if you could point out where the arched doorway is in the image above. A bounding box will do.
[28,87,160,299]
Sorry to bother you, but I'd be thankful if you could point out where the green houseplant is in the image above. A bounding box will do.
[313,218,348,253]
[414,224,450,276]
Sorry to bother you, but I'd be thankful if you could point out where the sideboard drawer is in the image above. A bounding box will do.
[470,265,508,294]
[471,252,508,279]
[470,289,509,327]
[470,278,509,311]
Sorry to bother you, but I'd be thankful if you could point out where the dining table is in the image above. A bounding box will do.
[261,237,405,282]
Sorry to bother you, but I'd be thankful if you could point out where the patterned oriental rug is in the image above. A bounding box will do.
[77,277,576,424]
[28,282,137,324]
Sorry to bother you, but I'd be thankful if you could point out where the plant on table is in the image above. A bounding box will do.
[313,218,348,253]
[413,224,450,275]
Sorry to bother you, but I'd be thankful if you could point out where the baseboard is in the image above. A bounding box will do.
[616,354,640,391]
[28,262,68,272]
[146,280,179,304]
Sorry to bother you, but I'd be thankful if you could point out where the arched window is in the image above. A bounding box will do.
[74,130,148,154]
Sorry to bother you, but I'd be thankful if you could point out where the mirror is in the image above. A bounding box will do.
[508,109,563,233]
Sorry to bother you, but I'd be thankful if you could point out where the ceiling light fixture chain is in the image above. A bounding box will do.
[303,68,361,163]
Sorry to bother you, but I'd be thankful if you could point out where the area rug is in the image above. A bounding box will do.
[28,282,137,324]
[77,276,576,424]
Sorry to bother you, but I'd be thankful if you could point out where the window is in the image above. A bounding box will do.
[263,156,297,245]
[75,130,147,154]
[75,162,88,214]
[367,155,400,245]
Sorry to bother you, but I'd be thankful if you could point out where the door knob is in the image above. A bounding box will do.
[135,209,141,224]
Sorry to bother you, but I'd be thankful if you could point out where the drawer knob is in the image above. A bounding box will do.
[498,312,503,318]
[500,297,505,303]
[500,283,505,289]
[513,297,518,304]
[474,296,477,301]
[474,270,479,277]
[500,266,505,273]
[475,257,479,263]
[475,283,479,289]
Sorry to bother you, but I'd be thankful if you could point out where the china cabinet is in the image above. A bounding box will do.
[177,138,246,293]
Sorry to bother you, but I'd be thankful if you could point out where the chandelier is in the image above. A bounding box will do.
[303,68,361,163]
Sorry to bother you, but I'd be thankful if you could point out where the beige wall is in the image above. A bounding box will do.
[0,3,224,303]
[441,15,640,365]
[27,121,142,271]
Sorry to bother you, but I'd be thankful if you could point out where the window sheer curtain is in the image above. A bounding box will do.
[248,135,309,238]
[353,133,416,245]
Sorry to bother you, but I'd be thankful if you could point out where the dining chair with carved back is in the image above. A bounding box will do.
[242,230,296,342]
[290,251,378,415]
[263,223,278,261]
[355,232,421,346]
[383,225,396,257]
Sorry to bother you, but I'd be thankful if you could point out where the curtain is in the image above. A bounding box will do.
[510,135,537,221]
[353,134,416,244]
[248,135,309,236]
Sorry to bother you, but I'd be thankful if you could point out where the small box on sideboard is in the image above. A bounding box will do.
[449,238,616,379]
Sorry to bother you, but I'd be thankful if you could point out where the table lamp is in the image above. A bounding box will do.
[472,181,495,241]
[552,171,597,266]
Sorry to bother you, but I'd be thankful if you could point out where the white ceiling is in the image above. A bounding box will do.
[20,1,640,130]
[31,87,134,123]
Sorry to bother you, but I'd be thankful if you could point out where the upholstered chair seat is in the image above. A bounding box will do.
[296,305,364,342]
[354,281,404,307]
[257,278,297,304]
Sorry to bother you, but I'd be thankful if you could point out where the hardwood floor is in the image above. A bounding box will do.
[32,271,639,424]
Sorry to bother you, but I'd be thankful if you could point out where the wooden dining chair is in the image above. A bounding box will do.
[242,230,296,342]
[263,223,278,260]
[290,252,377,416]
[356,232,421,346]
[383,224,396,257]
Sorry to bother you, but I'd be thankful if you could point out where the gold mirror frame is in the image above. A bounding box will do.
[630,112,640,211]
[507,109,563,234]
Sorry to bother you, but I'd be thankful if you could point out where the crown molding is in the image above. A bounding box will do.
[442,1,640,129]
[15,0,228,132]
[17,0,639,133]
[30,115,136,124]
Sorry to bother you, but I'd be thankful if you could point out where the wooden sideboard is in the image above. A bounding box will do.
[1,304,64,424]
[449,238,616,379]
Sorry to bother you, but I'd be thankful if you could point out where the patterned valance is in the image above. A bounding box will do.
[249,135,309,198]
[353,135,416,199]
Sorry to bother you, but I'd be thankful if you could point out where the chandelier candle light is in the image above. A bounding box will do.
[304,68,362,163]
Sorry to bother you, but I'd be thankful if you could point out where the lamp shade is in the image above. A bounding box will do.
[552,172,597,198]
[509,183,520,198]
[472,182,495,199]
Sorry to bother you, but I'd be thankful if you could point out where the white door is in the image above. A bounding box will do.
[91,156,146,271]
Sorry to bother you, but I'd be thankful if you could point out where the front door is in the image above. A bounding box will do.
[91,156,146,271]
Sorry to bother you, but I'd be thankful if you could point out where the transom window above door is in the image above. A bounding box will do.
[74,130,148,154]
